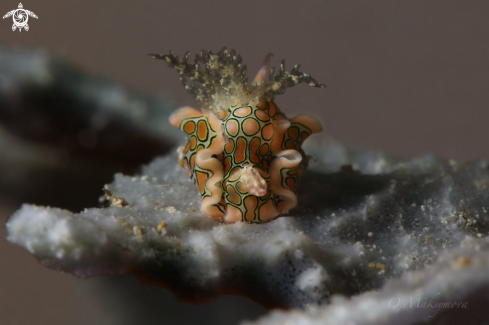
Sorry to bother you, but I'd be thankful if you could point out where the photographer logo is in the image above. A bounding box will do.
[3,3,38,32]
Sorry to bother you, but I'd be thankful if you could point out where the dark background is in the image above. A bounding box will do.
[1,1,489,324]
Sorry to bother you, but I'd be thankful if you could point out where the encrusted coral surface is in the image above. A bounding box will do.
[246,235,489,325]
[7,138,489,313]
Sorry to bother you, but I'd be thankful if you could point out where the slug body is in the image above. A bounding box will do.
[152,48,324,223]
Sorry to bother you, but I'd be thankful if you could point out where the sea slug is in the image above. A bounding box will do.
[151,47,324,222]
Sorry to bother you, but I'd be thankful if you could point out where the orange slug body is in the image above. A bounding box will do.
[152,47,324,223]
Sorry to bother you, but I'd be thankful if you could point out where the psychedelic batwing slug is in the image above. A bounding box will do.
[150,48,324,223]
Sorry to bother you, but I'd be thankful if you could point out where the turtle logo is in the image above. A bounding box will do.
[3,3,38,32]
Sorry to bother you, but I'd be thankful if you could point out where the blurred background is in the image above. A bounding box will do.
[1,0,489,324]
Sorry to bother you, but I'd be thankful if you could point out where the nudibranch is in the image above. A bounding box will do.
[150,47,324,223]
